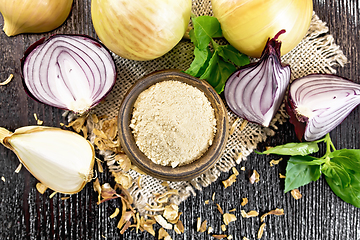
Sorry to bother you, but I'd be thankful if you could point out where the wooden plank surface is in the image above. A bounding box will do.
[0,0,359,239]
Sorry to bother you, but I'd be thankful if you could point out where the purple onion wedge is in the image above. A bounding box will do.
[224,30,291,127]
[287,74,360,141]
[21,34,116,114]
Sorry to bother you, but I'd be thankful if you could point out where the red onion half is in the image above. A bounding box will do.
[224,31,291,127]
[287,74,360,141]
[22,34,116,114]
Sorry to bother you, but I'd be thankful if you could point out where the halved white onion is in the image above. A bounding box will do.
[0,126,95,194]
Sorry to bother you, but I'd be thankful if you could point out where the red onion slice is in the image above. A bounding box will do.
[287,74,360,141]
[22,34,116,114]
[224,31,291,127]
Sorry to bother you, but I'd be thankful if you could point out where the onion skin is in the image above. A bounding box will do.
[286,100,307,142]
[0,0,73,36]
[211,0,313,58]
[91,0,192,61]
[21,34,116,114]
[287,74,360,141]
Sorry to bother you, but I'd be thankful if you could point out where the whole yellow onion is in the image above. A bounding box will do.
[91,0,192,61]
[0,0,73,36]
[211,0,313,58]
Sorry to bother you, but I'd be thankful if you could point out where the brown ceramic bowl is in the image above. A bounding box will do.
[118,70,229,181]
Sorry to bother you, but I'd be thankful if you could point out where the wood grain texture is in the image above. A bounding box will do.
[0,0,359,239]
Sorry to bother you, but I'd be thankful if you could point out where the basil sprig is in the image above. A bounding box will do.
[184,15,249,94]
[259,134,360,208]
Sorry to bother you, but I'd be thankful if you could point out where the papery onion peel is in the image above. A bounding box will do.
[211,0,313,58]
[91,0,192,61]
[0,0,73,36]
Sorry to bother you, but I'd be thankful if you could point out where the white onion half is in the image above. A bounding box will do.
[0,126,95,194]
[22,34,116,114]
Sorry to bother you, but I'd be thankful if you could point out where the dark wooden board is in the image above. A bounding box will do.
[0,1,359,239]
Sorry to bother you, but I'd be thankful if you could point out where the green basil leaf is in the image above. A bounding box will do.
[284,155,321,193]
[192,16,222,49]
[329,149,360,172]
[184,47,212,77]
[260,142,319,156]
[325,171,360,208]
[186,16,248,94]
[188,28,198,48]
[199,52,219,82]
[200,53,236,94]
[283,158,326,166]
[216,44,250,67]
[322,161,351,188]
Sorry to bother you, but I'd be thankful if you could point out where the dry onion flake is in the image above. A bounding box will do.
[163,204,179,222]
[213,234,227,239]
[241,210,259,218]
[260,208,284,222]
[110,208,120,219]
[158,228,172,240]
[36,182,48,194]
[0,74,13,86]
[174,220,184,234]
[222,174,237,189]
[14,163,22,173]
[198,219,207,233]
[249,170,260,184]
[241,198,248,206]
[257,223,266,239]
[291,189,303,200]
[270,158,283,167]
[154,215,172,230]
[223,213,237,225]
[216,204,224,215]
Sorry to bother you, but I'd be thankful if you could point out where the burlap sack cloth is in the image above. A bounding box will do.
[85,1,347,215]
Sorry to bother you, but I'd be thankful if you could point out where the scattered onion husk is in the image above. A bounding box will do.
[224,31,291,127]
[0,126,95,194]
[21,34,116,114]
[211,0,313,58]
[91,0,192,61]
[0,0,73,36]
[287,74,360,141]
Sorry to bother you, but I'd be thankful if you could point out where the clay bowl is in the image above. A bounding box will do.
[118,69,229,181]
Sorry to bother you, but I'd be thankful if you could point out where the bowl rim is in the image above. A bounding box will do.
[118,69,229,181]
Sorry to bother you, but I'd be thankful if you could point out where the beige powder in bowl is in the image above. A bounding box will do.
[129,80,217,168]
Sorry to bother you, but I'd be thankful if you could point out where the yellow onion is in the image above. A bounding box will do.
[211,0,313,58]
[0,0,73,36]
[91,0,192,61]
[0,126,95,194]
